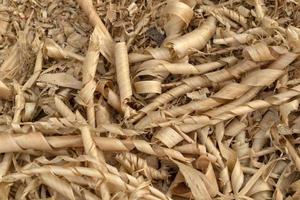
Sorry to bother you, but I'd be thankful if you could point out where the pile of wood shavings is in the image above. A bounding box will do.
[0,0,300,199]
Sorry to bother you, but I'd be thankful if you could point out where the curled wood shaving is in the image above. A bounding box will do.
[76,0,114,63]
[136,56,237,75]
[115,42,133,116]
[77,26,102,127]
[0,132,192,162]
[243,42,286,62]
[139,84,300,131]
[38,73,82,89]
[173,160,212,199]
[43,39,84,61]
[131,59,264,123]
[0,80,12,100]
[115,152,168,180]
[135,57,292,128]
[205,6,248,29]
[1,0,300,199]
[163,0,195,40]
[166,16,216,58]
[155,127,184,148]
[40,173,75,200]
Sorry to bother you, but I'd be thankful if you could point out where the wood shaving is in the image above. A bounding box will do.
[0,0,300,199]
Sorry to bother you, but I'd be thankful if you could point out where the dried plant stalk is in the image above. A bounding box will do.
[135,67,283,128]
[231,158,244,194]
[252,111,278,153]
[30,116,138,136]
[136,84,300,130]
[38,73,82,89]
[173,160,216,199]
[96,80,122,112]
[287,26,300,53]
[254,0,265,20]
[76,112,111,199]
[161,68,282,116]
[205,52,297,117]
[220,167,232,194]
[0,153,12,178]
[134,80,162,94]
[0,45,23,80]
[12,83,25,132]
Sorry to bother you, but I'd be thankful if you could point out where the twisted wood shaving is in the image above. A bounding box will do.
[0,132,194,162]
[163,0,195,40]
[3,165,169,200]
[116,152,168,180]
[1,0,300,199]
[178,84,300,132]
[77,26,102,127]
[136,67,286,128]
[76,0,114,63]
[136,56,237,75]
[166,16,217,58]
[131,59,265,123]
[214,7,248,29]
[43,39,84,62]
[137,84,300,131]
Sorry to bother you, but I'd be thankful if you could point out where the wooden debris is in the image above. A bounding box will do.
[0,0,299,199]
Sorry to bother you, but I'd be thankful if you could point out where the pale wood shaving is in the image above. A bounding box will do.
[0,0,299,199]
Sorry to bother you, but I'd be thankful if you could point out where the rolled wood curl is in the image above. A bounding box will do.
[0,132,193,162]
[163,0,195,39]
[133,57,237,96]
[215,7,248,28]
[138,84,300,131]
[135,67,285,129]
[177,84,300,132]
[166,16,217,58]
[115,152,168,180]
[2,164,169,200]
[129,47,172,64]
[130,59,266,124]
[133,52,296,127]
[135,56,237,75]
